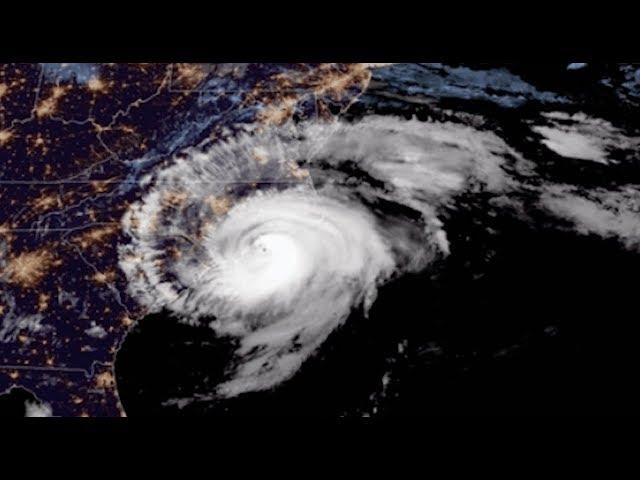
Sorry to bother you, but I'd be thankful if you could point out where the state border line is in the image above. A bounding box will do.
[0,180,311,185]
[0,364,89,375]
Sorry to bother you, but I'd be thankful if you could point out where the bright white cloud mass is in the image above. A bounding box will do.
[541,184,640,250]
[24,399,53,417]
[119,114,640,400]
[532,111,640,164]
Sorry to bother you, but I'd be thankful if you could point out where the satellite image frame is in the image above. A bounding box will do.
[1,59,640,418]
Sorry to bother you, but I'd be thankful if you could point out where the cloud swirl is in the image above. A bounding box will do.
[119,116,516,398]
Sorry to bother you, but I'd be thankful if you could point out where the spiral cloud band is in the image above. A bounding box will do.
[119,116,517,398]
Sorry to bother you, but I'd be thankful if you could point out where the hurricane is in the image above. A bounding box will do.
[119,115,519,398]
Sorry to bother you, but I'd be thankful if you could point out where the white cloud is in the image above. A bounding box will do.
[24,400,53,417]
[118,116,521,399]
[567,63,588,71]
[532,112,640,164]
[541,184,640,250]
[85,322,107,339]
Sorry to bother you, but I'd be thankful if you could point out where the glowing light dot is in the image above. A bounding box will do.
[87,76,106,92]
[0,129,13,145]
